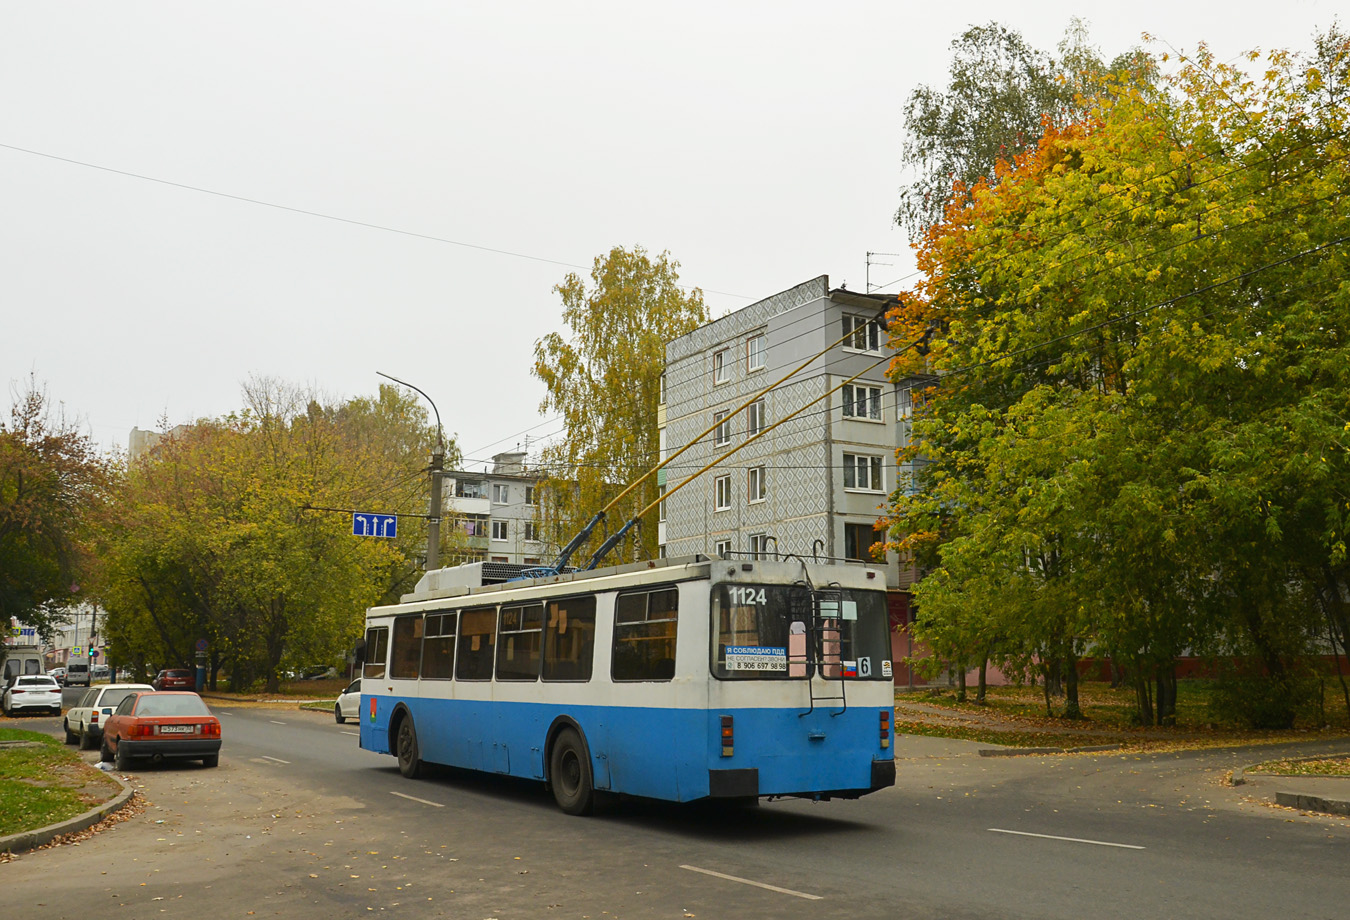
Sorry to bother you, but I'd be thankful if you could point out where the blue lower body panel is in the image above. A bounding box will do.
[361,695,894,803]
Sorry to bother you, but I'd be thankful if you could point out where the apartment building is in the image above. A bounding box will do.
[658,275,907,580]
[444,451,547,565]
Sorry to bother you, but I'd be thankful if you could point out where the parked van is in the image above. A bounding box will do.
[65,657,91,688]
[2,645,45,688]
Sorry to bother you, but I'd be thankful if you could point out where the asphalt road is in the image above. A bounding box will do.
[4,705,1348,919]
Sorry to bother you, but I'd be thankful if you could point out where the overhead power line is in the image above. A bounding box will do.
[0,141,752,301]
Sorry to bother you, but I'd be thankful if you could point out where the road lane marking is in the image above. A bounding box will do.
[260,755,291,765]
[988,828,1144,849]
[341,731,359,736]
[268,720,287,725]
[679,865,822,900]
[390,791,444,808]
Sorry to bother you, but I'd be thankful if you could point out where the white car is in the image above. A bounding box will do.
[2,675,62,716]
[334,678,361,724]
[64,683,155,748]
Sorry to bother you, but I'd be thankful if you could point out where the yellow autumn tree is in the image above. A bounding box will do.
[532,246,709,564]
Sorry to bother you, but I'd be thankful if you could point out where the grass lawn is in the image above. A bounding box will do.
[905,680,1350,731]
[898,680,1350,750]
[0,728,120,838]
[1247,756,1350,777]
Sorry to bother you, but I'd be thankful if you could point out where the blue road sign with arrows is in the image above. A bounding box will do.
[352,512,398,538]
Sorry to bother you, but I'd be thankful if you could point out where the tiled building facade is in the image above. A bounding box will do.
[659,275,904,584]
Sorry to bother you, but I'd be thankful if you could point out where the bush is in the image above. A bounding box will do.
[1206,662,1321,729]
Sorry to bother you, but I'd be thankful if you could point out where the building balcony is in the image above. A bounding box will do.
[446,496,491,515]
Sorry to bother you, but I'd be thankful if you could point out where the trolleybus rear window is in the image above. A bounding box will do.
[711,585,891,680]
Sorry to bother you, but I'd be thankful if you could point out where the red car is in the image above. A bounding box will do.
[100,691,221,770]
[152,668,195,690]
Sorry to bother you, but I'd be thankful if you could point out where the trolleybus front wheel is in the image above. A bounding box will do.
[549,728,594,816]
[396,715,422,779]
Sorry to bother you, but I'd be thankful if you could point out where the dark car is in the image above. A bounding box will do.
[152,668,195,691]
[101,691,221,769]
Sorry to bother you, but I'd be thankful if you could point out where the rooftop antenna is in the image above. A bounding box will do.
[866,252,903,293]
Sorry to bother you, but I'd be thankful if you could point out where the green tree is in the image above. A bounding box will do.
[895,20,1150,237]
[532,245,708,563]
[888,31,1350,726]
[97,380,451,691]
[0,379,108,648]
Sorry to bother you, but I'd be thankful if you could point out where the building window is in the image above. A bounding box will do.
[456,481,485,499]
[746,334,765,371]
[843,384,883,420]
[462,518,488,537]
[845,522,883,563]
[713,410,731,446]
[714,475,732,511]
[747,466,766,503]
[843,315,882,352]
[897,387,913,420]
[843,454,884,492]
[746,399,765,436]
[659,372,666,404]
[493,484,510,503]
[524,521,540,543]
[525,485,536,505]
[713,349,729,384]
[658,484,667,522]
[490,555,509,563]
[748,533,771,560]
[715,539,732,558]
[491,520,509,541]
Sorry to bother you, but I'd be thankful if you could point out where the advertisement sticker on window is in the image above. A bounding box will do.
[726,646,787,672]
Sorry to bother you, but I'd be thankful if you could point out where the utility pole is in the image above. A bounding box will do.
[427,443,443,571]
[377,371,445,572]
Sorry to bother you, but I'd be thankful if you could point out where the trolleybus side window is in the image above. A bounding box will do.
[542,595,596,682]
[390,615,424,679]
[496,604,544,680]
[363,625,389,679]
[421,612,458,680]
[456,607,497,681]
[612,586,679,681]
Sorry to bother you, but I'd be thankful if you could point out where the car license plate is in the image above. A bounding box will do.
[159,725,193,734]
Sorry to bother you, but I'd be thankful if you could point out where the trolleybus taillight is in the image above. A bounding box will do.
[720,715,734,758]
[880,710,891,749]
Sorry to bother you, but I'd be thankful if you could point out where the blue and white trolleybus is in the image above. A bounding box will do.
[358,554,896,814]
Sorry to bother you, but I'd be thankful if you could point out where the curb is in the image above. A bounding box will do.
[0,768,134,855]
[1274,792,1350,816]
[1231,754,1350,817]
[979,744,1122,757]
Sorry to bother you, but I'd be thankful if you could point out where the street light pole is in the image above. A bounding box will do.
[377,371,445,572]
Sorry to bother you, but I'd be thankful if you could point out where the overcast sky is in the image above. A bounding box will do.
[1,2,1338,468]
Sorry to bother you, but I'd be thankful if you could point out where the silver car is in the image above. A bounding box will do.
[2,675,63,716]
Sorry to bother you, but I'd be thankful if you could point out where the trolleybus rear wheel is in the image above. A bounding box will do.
[396,715,422,779]
[549,728,594,816]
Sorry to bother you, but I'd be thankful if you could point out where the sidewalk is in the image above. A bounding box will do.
[1233,767,1350,816]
